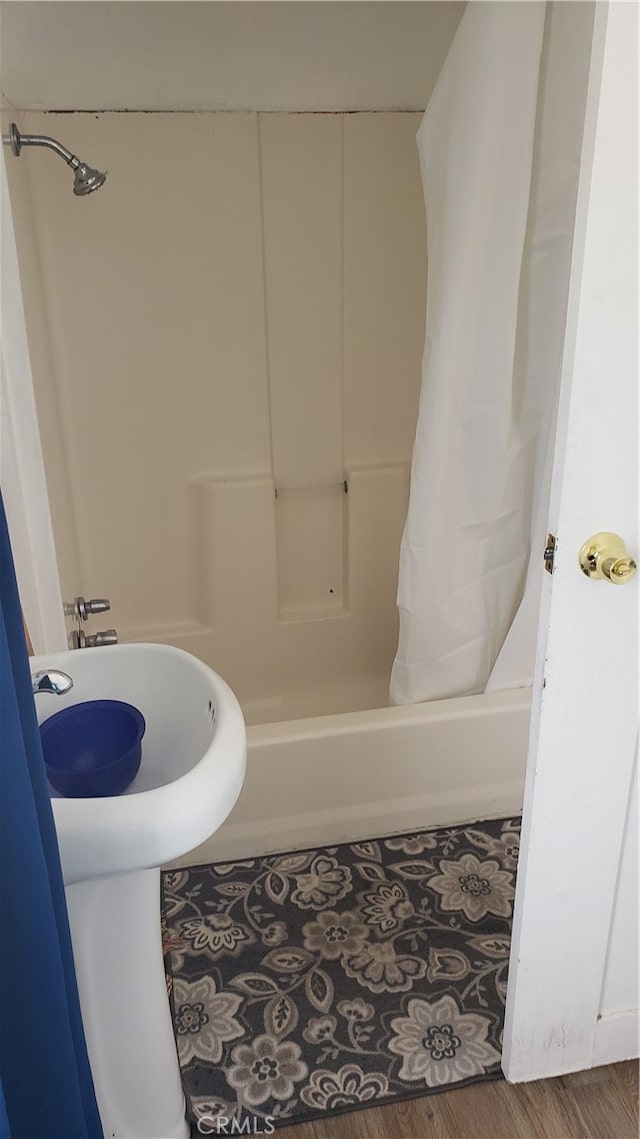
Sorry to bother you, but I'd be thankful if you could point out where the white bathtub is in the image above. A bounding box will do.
[169,687,531,867]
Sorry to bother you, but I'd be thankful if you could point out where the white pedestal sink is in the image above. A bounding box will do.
[32,643,247,1139]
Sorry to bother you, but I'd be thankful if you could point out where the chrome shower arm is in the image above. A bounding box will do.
[3,122,106,195]
[8,123,80,168]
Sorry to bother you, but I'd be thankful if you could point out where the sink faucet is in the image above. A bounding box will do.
[32,670,74,696]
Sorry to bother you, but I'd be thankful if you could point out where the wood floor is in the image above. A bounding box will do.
[283,1061,638,1139]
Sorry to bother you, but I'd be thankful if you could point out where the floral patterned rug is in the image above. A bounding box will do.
[162,816,520,1133]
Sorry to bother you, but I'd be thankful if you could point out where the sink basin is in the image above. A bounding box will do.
[31,642,246,1139]
[34,642,246,885]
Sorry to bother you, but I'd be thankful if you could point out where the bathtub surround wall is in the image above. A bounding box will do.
[8,111,426,722]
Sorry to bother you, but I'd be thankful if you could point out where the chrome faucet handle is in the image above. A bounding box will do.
[32,670,74,696]
[68,628,118,649]
[64,596,111,622]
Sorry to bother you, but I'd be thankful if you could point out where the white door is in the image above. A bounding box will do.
[502,1,638,1080]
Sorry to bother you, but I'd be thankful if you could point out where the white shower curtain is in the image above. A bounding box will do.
[391,2,592,705]
[1,155,67,653]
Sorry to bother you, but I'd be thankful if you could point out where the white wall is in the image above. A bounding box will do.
[0,2,465,112]
[7,110,427,721]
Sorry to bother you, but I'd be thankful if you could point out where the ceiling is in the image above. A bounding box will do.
[0,2,466,112]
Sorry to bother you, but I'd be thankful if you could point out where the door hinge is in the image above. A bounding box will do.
[544,533,557,574]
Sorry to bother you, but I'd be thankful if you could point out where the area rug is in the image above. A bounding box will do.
[162,816,520,1133]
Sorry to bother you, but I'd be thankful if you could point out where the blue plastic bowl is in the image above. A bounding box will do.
[40,699,146,798]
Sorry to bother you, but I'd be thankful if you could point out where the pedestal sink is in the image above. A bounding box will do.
[32,643,247,1139]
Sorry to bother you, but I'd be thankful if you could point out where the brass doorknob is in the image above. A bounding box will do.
[579,532,637,584]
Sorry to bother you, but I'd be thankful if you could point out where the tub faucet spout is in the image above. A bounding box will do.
[32,670,74,696]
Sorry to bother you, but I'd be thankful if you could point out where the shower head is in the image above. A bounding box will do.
[4,122,106,196]
[72,162,107,196]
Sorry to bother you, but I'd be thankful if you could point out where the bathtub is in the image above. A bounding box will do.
[169,686,531,867]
